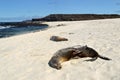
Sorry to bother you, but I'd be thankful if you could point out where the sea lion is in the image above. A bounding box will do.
[48,45,111,70]
[48,47,80,70]
[50,36,68,42]
[74,45,111,61]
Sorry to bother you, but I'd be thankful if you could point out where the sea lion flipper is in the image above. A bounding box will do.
[84,57,97,62]
[98,55,111,60]
[72,49,82,54]
[72,50,82,59]
[73,56,80,59]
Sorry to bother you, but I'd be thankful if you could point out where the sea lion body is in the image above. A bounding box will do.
[48,47,79,70]
[50,36,68,42]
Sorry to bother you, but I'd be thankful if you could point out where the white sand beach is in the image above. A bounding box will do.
[0,18,120,80]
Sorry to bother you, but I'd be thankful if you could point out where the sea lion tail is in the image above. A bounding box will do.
[98,55,111,60]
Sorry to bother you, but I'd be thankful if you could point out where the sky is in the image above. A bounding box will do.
[0,0,120,18]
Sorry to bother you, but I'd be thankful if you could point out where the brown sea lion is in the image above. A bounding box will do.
[48,45,111,70]
[48,47,79,70]
[50,36,68,42]
[74,45,111,61]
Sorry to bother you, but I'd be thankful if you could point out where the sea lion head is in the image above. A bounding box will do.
[48,58,62,70]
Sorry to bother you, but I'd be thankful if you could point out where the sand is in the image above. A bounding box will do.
[0,18,120,80]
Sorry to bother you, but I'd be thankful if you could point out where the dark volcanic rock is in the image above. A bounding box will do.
[32,14,120,21]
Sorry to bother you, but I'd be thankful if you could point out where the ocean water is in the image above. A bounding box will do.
[0,25,48,38]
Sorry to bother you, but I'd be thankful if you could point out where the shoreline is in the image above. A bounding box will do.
[0,21,48,27]
[0,25,48,38]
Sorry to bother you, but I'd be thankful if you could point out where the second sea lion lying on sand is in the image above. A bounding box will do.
[48,45,111,70]
[50,36,68,42]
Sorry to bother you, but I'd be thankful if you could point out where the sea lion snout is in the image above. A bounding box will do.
[52,63,62,70]
[49,63,62,70]
[56,65,62,70]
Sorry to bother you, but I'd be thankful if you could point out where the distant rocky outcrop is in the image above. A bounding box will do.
[1,14,120,27]
[32,14,120,21]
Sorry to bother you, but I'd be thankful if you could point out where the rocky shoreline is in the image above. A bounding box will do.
[0,21,48,27]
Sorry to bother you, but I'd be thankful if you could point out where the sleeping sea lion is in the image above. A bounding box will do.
[50,36,68,42]
[48,45,111,70]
